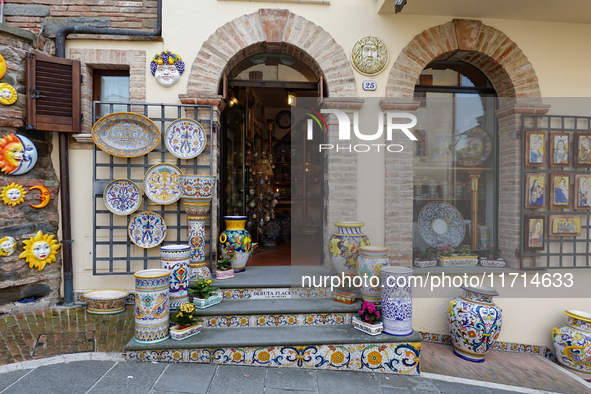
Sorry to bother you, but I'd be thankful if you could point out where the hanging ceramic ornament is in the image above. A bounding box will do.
[1,183,26,206]
[19,230,61,271]
[0,54,6,79]
[0,236,17,257]
[0,134,38,175]
[0,83,17,106]
[150,51,185,87]
[28,185,51,209]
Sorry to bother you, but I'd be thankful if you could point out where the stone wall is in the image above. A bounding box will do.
[0,25,61,315]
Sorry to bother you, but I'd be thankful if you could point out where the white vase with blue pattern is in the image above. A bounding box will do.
[357,246,389,304]
[381,266,414,336]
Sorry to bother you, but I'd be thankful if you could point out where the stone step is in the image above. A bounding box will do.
[124,325,422,375]
[212,266,335,289]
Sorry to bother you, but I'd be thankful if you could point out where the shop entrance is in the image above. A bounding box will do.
[221,54,324,266]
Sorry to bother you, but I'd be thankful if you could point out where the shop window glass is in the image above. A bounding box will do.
[228,54,318,82]
[93,70,130,117]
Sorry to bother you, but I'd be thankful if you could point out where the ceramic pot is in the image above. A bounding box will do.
[160,245,190,310]
[448,286,502,362]
[219,216,252,273]
[193,291,223,309]
[381,266,413,336]
[133,269,170,344]
[215,269,234,280]
[437,256,479,267]
[352,315,384,336]
[357,246,389,304]
[552,310,591,377]
[413,258,437,268]
[333,291,356,304]
[82,290,128,315]
[479,258,505,268]
[328,222,370,275]
[170,322,202,341]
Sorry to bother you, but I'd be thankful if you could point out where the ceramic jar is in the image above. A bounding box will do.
[219,216,252,273]
[381,266,414,336]
[552,310,591,377]
[133,269,170,344]
[357,246,389,304]
[160,245,190,310]
[448,286,502,362]
[328,222,370,275]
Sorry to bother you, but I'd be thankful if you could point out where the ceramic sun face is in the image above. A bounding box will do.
[0,236,17,257]
[1,183,26,206]
[0,83,17,105]
[19,230,61,271]
[151,51,185,88]
[0,134,38,175]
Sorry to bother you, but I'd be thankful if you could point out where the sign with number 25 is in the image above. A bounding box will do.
[362,80,377,91]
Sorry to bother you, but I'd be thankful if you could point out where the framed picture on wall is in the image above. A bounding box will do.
[574,133,591,167]
[525,173,545,209]
[574,174,591,209]
[549,215,581,237]
[525,215,545,250]
[525,131,546,167]
[549,173,571,209]
[549,132,570,167]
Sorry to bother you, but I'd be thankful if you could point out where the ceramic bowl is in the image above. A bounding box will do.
[82,290,129,315]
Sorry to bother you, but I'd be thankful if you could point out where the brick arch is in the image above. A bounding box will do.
[386,19,542,99]
[185,9,357,98]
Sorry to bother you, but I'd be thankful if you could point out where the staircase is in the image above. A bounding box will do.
[123,266,422,375]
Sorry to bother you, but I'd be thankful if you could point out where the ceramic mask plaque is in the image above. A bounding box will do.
[151,51,185,88]
[103,179,142,216]
[128,211,167,248]
[351,36,389,76]
[418,201,465,248]
[165,118,207,159]
[0,236,17,257]
[1,183,26,206]
[0,83,17,105]
[144,163,183,205]
[0,134,38,175]
[91,112,160,157]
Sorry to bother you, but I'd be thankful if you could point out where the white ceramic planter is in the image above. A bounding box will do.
[216,269,234,280]
[413,258,437,268]
[352,315,383,336]
[381,266,414,336]
[552,310,591,377]
[193,291,222,309]
[133,269,170,344]
[479,258,506,268]
[170,322,203,341]
[437,256,479,267]
[160,244,191,310]
[357,246,389,304]
[82,290,128,315]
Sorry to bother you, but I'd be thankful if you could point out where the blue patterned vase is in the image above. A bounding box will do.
[219,216,252,273]
[448,286,502,362]
[160,245,190,311]
[328,222,370,276]
[133,269,170,344]
[381,266,413,336]
[552,310,591,377]
[358,246,389,304]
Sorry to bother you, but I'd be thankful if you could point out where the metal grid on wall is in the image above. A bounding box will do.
[520,114,591,269]
[92,101,214,275]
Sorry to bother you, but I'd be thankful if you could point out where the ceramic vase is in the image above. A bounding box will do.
[328,222,370,275]
[552,310,591,377]
[160,245,190,310]
[448,286,502,362]
[381,266,413,336]
[357,246,389,304]
[133,269,170,344]
[219,216,252,272]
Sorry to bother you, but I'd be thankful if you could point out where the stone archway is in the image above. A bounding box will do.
[382,19,549,268]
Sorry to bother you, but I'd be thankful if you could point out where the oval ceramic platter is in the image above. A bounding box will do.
[418,201,465,248]
[92,112,161,157]
[143,163,183,205]
[454,126,493,167]
[128,211,167,248]
[165,118,207,159]
[103,179,142,216]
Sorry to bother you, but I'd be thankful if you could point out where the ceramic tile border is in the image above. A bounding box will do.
[125,342,421,375]
[203,313,352,328]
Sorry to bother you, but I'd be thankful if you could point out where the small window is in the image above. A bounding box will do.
[93,70,130,117]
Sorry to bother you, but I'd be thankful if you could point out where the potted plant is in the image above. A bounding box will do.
[215,256,234,280]
[436,243,478,267]
[169,302,203,341]
[480,244,505,267]
[414,248,437,268]
[352,301,383,335]
[189,278,223,309]
[333,272,357,304]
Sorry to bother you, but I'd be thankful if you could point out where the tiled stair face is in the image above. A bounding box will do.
[220,287,332,300]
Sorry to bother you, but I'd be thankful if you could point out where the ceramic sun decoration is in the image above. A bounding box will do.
[28,185,51,209]
[151,51,185,88]
[0,134,38,175]
[0,83,17,106]
[1,183,26,206]
[0,236,17,257]
[19,230,61,271]
[0,54,6,79]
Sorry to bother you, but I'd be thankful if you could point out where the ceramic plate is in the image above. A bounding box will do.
[103,179,142,216]
[165,118,207,159]
[454,126,493,167]
[128,211,167,248]
[92,112,161,157]
[418,202,465,248]
[143,163,183,205]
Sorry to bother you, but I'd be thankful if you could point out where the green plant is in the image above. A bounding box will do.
[484,244,502,259]
[216,257,233,271]
[170,302,202,327]
[188,278,220,299]
[358,301,381,324]
[456,245,472,256]
[436,243,454,257]
[417,248,435,260]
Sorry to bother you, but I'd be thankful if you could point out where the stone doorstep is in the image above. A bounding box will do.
[211,265,336,289]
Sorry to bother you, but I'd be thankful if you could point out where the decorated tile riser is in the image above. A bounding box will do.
[203,313,352,328]
[126,342,421,375]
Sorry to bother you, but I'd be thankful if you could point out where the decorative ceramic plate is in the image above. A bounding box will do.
[92,112,161,157]
[143,163,183,205]
[165,118,207,159]
[418,202,465,248]
[103,179,142,216]
[454,126,493,167]
[128,211,167,248]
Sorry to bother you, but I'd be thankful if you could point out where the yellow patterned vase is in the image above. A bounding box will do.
[219,216,252,273]
[552,310,591,378]
[133,269,170,344]
[328,222,370,276]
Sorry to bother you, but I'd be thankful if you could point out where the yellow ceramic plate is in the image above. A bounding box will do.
[91,112,161,157]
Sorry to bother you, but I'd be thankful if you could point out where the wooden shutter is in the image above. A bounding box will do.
[27,52,81,133]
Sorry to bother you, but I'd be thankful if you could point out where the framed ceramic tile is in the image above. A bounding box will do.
[574,133,591,167]
[525,173,545,209]
[549,173,571,209]
[574,174,591,210]
[524,215,545,250]
[549,215,581,237]
[549,132,570,167]
[525,131,546,167]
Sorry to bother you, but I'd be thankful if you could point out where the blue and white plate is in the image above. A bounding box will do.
[143,163,183,205]
[165,118,207,159]
[418,202,465,248]
[128,211,167,248]
[103,179,142,216]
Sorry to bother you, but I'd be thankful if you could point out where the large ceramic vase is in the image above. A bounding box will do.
[357,246,389,304]
[133,269,170,344]
[160,244,190,310]
[219,216,252,273]
[179,175,216,283]
[381,266,413,336]
[328,222,370,275]
[552,310,591,377]
[448,286,502,362]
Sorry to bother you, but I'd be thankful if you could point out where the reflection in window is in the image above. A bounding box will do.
[94,70,130,117]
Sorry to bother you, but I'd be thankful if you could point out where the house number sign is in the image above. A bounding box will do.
[362,80,377,91]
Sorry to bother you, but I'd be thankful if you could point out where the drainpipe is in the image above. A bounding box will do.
[54,0,162,305]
